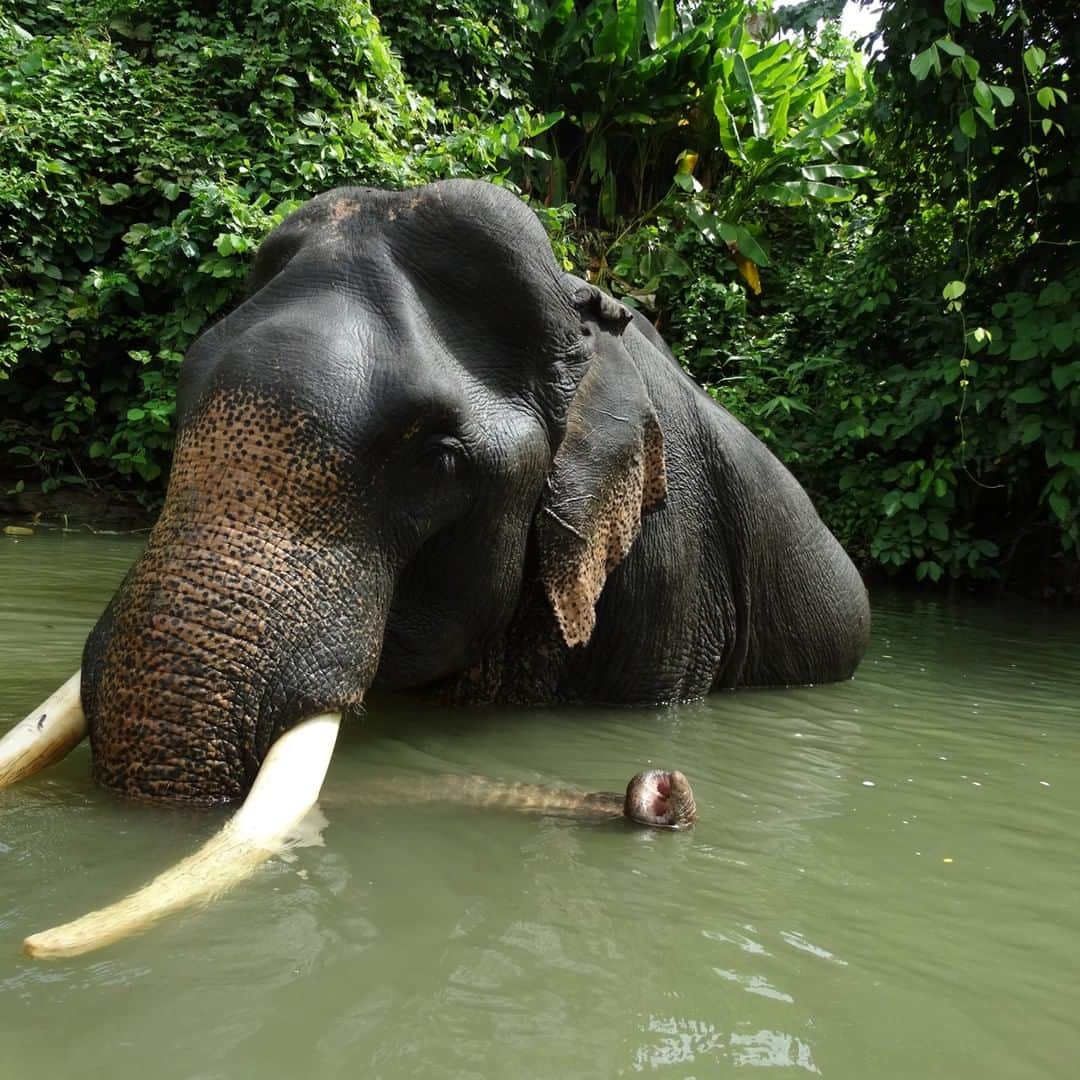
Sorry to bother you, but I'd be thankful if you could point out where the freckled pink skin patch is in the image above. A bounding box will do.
[84,393,371,806]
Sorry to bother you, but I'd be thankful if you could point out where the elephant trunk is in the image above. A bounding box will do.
[15,394,393,952]
[82,511,383,805]
[81,393,389,806]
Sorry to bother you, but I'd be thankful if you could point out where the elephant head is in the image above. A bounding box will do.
[86,179,669,804]
[1,181,674,953]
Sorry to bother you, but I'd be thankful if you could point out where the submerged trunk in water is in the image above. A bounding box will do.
[348,769,698,829]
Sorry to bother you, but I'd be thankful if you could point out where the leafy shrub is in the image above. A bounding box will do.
[1,0,1076,593]
[373,0,535,113]
[0,0,536,493]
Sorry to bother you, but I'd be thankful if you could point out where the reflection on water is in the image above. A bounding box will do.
[632,1018,821,1075]
[2,530,1079,1079]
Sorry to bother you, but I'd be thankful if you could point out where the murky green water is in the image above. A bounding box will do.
[2,530,1078,1079]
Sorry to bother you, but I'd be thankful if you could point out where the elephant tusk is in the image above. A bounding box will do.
[23,711,341,959]
[0,671,87,789]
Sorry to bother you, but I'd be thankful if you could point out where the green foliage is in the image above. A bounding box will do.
[373,0,535,113]
[516,0,872,298]
[0,0,541,492]
[1,0,1076,592]
[846,0,1079,583]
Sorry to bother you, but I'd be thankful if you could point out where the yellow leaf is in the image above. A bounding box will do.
[676,149,698,174]
[733,252,761,295]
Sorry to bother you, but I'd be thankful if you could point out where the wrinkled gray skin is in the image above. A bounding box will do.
[80,180,869,807]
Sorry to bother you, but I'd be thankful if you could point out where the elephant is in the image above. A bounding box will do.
[1,179,868,956]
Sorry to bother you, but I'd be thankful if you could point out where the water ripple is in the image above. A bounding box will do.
[3,548,1080,1078]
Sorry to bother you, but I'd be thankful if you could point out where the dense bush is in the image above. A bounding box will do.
[850,0,1079,583]
[374,0,535,112]
[0,0,541,489]
[1,0,1076,593]
[661,0,1079,590]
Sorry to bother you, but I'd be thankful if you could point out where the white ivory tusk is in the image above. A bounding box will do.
[0,671,86,789]
[23,711,341,959]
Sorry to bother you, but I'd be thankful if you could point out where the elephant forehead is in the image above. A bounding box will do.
[184,278,510,425]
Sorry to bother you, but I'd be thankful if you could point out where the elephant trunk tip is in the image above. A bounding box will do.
[624,768,697,829]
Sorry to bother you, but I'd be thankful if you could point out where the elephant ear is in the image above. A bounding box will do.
[537,282,668,648]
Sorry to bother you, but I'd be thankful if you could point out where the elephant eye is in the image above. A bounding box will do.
[418,435,466,474]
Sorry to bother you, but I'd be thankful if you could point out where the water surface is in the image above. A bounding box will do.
[2,530,1078,1078]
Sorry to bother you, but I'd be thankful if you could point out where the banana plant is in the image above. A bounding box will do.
[711,31,873,209]
[523,0,715,216]
[519,0,873,291]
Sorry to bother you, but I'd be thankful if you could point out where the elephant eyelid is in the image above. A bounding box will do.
[426,433,463,452]
[418,434,468,468]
